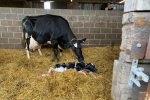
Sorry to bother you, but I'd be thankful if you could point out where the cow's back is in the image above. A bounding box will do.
[32,14,71,44]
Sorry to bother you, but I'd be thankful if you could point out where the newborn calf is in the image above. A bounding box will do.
[37,62,97,78]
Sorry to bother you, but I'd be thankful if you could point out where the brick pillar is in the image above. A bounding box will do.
[111,0,150,100]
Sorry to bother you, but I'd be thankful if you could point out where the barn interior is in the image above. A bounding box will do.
[0,0,124,10]
[0,0,150,100]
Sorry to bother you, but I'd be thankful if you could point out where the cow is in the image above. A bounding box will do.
[36,62,97,78]
[22,14,86,62]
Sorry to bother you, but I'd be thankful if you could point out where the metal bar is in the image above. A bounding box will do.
[131,76,141,87]
[138,67,144,72]
[128,59,138,88]
[132,68,149,82]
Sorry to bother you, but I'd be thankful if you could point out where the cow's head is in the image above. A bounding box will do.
[65,38,86,62]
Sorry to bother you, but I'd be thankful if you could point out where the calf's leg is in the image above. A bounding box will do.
[89,72,96,78]
[78,71,87,76]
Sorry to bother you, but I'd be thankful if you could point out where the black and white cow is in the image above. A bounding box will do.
[37,62,97,78]
[22,14,86,62]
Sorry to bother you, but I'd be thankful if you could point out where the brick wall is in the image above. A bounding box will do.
[0,7,123,49]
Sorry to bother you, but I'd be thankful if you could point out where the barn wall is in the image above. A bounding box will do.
[0,7,123,49]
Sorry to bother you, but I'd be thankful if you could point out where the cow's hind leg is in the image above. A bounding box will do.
[59,49,63,57]
[38,49,42,56]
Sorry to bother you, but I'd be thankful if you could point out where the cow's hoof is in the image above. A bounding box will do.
[55,59,58,63]
[52,58,59,63]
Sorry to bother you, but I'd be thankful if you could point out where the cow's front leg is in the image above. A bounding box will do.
[53,48,58,62]
[52,41,58,62]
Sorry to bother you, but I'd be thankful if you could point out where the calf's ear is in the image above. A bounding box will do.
[79,38,86,43]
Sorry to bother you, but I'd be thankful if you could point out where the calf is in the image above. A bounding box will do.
[37,62,97,78]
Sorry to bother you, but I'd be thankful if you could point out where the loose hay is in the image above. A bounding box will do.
[0,46,120,100]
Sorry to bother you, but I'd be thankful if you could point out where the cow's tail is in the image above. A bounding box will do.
[21,33,24,45]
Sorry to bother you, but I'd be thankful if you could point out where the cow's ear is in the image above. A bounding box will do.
[79,38,86,43]
[63,43,71,49]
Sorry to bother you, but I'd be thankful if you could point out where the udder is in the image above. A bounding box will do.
[29,36,41,51]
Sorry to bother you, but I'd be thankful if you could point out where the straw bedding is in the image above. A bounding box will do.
[0,46,120,100]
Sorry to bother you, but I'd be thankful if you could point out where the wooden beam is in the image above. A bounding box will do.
[27,0,120,3]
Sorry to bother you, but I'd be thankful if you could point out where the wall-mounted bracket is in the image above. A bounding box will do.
[128,41,149,88]
[128,59,149,88]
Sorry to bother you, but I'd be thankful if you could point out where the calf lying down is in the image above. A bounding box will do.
[37,62,97,78]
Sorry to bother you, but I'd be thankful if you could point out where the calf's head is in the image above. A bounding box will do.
[66,38,86,62]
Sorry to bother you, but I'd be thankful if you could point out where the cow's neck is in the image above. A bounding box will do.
[67,32,76,42]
